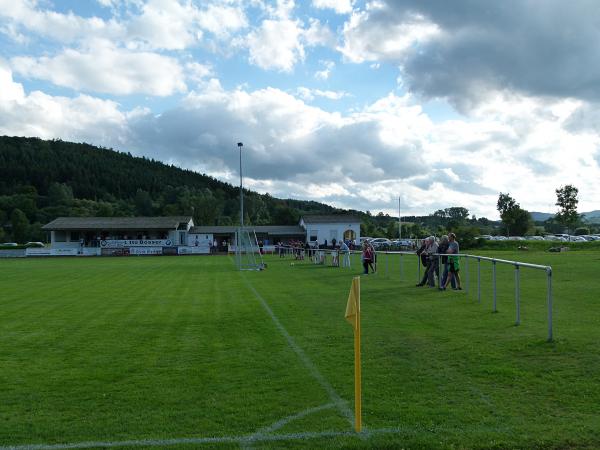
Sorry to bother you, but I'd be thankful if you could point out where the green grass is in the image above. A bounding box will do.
[1,251,600,449]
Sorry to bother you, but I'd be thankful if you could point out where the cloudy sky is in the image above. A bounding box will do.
[1,0,599,219]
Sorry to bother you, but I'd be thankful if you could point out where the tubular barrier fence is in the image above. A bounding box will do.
[275,245,554,342]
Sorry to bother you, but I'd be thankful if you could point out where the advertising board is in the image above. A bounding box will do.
[100,239,172,248]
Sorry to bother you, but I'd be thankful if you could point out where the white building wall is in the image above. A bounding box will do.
[50,230,81,249]
[304,222,360,245]
[188,233,213,247]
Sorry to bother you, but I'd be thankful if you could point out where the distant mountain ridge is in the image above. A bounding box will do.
[530,211,554,221]
[531,210,600,222]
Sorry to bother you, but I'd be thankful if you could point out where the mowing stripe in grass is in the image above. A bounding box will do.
[242,275,355,427]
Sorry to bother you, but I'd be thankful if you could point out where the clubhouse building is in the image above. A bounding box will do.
[39,214,361,256]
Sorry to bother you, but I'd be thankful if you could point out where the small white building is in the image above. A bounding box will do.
[300,215,361,245]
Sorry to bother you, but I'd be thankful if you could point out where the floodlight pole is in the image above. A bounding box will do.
[398,196,402,240]
[238,142,244,229]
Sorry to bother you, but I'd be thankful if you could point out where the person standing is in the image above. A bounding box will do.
[426,236,439,287]
[438,235,456,289]
[441,233,462,290]
[340,240,351,268]
[368,242,377,273]
[416,238,431,286]
[362,242,374,274]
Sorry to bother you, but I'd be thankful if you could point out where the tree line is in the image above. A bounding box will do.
[497,185,590,237]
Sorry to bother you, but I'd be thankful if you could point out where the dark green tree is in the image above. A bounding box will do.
[497,193,518,236]
[48,182,74,206]
[11,208,29,243]
[555,184,579,235]
[134,189,154,216]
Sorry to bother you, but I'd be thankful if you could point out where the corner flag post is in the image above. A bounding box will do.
[345,276,362,432]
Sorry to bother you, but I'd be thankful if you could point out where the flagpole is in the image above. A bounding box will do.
[354,276,362,432]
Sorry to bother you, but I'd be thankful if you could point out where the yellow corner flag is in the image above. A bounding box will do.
[345,276,360,329]
[344,276,361,432]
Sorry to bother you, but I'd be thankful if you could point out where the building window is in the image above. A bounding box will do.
[179,231,186,245]
[309,230,318,241]
[70,231,79,241]
[55,231,66,242]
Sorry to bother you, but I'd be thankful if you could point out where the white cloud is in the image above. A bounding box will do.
[339,5,441,63]
[197,3,248,38]
[246,18,305,72]
[11,39,187,96]
[297,87,348,101]
[0,60,25,103]
[314,60,335,80]
[0,0,124,43]
[0,64,128,145]
[303,18,335,47]
[185,62,213,83]
[127,0,201,50]
[312,0,354,15]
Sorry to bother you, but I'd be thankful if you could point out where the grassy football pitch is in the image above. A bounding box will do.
[1,251,600,449]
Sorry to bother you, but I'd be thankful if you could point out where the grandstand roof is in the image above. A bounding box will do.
[300,215,361,224]
[190,225,305,235]
[42,216,192,231]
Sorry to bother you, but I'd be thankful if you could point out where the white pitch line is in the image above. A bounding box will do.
[244,402,337,445]
[1,428,387,450]
[2,425,514,449]
[242,278,355,427]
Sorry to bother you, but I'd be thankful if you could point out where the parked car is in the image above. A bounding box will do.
[392,239,414,247]
[476,235,493,240]
[25,241,45,247]
[370,238,392,248]
[1,242,18,246]
[570,236,587,242]
[524,236,545,241]
[508,236,525,241]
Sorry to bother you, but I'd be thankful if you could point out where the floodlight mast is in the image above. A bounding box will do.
[238,142,244,229]
[398,196,402,240]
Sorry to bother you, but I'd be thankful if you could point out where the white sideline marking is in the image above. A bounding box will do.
[0,425,512,449]
[1,429,372,450]
[244,402,336,446]
[242,278,355,427]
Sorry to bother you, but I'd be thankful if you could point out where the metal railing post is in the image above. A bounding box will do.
[465,256,469,295]
[547,267,553,342]
[515,265,520,325]
[438,254,442,288]
[400,253,404,279]
[492,260,497,312]
[477,257,481,303]
[386,252,389,278]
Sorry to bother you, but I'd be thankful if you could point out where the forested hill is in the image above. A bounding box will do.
[0,136,346,242]
[0,136,503,245]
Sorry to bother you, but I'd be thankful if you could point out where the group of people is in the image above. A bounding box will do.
[415,233,462,290]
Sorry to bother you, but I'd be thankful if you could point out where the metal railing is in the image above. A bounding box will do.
[274,245,554,341]
[380,251,554,342]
